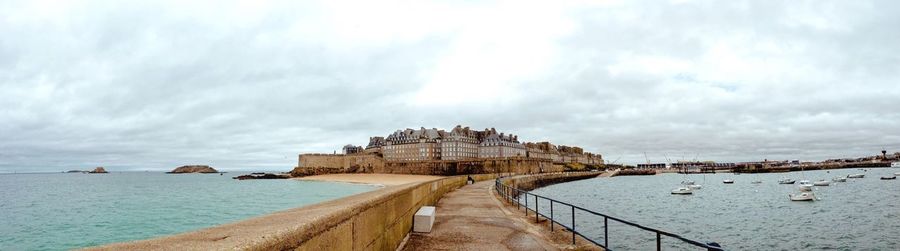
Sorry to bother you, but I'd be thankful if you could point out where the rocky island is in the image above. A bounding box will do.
[167,165,218,174]
[88,167,108,173]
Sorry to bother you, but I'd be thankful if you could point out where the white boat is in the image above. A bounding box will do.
[789,192,816,201]
[894,172,900,176]
[723,179,735,184]
[892,162,900,168]
[671,187,693,195]
[778,178,796,184]
[688,184,702,189]
[798,184,813,192]
[848,174,864,178]
[832,176,847,182]
[681,180,695,185]
[751,180,762,184]
[799,180,811,184]
[813,180,831,186]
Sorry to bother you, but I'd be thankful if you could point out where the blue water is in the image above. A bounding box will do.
[0,172,375,251]
[526,168,900,250]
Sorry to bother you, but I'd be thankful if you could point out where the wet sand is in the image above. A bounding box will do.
[294,173,443,186]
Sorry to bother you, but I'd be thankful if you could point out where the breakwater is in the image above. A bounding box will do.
[498,172,602,191]
[86,174,500,251]
[734,162,891,173]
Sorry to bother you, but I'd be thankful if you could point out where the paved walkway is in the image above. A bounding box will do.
[402,181,558,251]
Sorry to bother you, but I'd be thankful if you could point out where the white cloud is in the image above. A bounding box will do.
[1,0,899,172]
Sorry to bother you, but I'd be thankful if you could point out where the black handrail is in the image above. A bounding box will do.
[494,178,724,251]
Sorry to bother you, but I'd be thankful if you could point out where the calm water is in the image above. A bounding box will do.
[0,172,374,251]
[527,168,900,250]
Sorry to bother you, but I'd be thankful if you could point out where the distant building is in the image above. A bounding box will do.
[342,144,363,154]
[476,128,525,158]
[366,136,385,149]
[355,125,600,164]
[383,127,443,161]
[441,125,481,161]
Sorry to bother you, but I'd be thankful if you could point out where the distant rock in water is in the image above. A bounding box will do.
[233,172,291,180]
[167,165,218,174]
[89,167,108,173]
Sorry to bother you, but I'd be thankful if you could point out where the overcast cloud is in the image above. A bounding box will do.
[2,0,900,172]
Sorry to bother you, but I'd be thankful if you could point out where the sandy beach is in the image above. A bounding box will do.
[294,173,444,186]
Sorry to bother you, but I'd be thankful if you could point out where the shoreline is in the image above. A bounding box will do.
[293,173,444,186]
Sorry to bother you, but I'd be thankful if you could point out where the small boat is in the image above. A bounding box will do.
[688,184,702,189]
[813,180,830,186]
[681,180,695,185]
[723,179,735,184]
[892,162,900,168]
[751,180,762,184]
[881,176,897,180]
[848,174,865,178]
[789,192,816,201]
[832,177,847,182]
[798,184,813,192]
[799,180,811,185]
[894,172,900,176]
[778,178,796,184]
[671,187,693,195]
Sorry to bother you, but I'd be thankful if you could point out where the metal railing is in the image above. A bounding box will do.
[494,178,724,251]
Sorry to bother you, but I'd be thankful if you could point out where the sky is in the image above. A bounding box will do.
[2,0,899,172]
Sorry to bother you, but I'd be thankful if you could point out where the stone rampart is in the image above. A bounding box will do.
[293,154,563,177]
[294,154,385,176]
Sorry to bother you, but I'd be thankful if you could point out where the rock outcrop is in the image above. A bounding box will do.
[167,165,218,174]
[89,167,108,173]
[233,173,291,180]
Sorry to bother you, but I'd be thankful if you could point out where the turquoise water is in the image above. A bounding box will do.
[0,172,375,251]
[528,168,900,250]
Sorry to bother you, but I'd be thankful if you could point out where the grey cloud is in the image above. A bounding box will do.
[2,0,900,172]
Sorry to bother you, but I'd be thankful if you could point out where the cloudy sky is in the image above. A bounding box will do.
[2,0,899,172]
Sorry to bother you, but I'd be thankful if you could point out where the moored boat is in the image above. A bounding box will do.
[778,178,796,184]
[798,184,813,192]
[881,176,897,180]
[723,179,734,184]
[688,184,703,189]
[832,176,847,182]
[751,180,762,184]
[789,192,816,201]
[848,174,864,178]
[671,187,693,195]
[813,180,830,186]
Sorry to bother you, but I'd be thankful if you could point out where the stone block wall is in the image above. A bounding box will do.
[293,154,564,177]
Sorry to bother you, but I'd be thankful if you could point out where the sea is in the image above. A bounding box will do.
[0,172,375,251]
[526,168,900,250]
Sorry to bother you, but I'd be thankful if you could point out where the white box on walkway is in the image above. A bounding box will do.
[413,206,436,233]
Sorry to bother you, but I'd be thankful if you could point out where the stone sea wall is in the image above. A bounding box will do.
[293,154,564,177]
[499,171,602,192]
[86,174,500,251]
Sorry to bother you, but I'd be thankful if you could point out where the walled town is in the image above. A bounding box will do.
[291,125,604,176]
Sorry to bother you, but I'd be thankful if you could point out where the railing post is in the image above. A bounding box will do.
[657,232,661,251]
[506,186,510,203]
[604,216,608,248]
[516,190,520,210]
[535,194,539,223]
[571,206,576,245]
[525,192,529,216]
[550,201,554,231]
